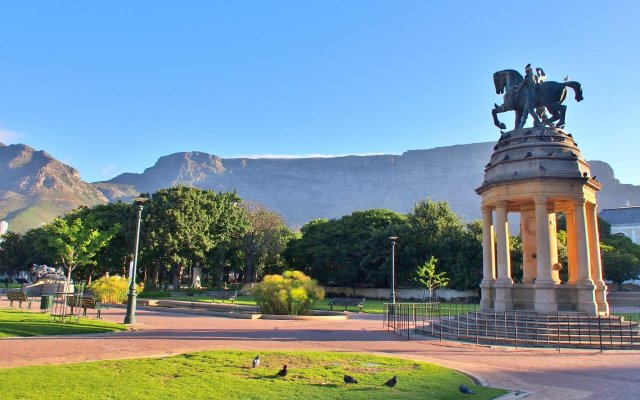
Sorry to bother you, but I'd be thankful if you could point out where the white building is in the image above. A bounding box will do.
[599,206,640,244]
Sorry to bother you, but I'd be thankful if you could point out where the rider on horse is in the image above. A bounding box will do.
[515,64,543,128]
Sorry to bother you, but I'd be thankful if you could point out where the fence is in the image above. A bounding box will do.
[383,302,640,352]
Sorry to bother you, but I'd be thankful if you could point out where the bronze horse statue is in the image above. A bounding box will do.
[491,69,583,130]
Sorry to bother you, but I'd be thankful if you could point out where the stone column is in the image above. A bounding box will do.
[565,209,578,284]
[548,211,561,284]
[520,206,537,284]
[480,206,496,310]
[494,201,513,311]
[534,196,557,313]
[587,202,609,314]
[574,199,597,315]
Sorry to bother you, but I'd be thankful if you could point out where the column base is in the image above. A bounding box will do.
[575,283,598,315]
[534,280,558,313]
[493,280,513,312]
[480,280,495,311]
[594,281,610,315]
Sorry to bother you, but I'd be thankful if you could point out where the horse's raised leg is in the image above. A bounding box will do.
[492,104,508,129]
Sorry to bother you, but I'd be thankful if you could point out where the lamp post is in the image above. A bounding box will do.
[389,236,398,304]
[124,195,149,325]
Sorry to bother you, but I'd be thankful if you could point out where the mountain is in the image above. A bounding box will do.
[2,141,638,233]
[0,143,107,232]
[94,142,640,228]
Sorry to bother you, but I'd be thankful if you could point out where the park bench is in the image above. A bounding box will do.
[211,290,238,304]
[328,297,365,312]
[6,291,35,309]
[66,296,109,318]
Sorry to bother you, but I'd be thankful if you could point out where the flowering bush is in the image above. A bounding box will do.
[88,275,144,304]
[247,270,324,315]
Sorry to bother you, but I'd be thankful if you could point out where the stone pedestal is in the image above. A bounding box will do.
[534,281,558,313]
[493,280,513,312]
[576,283,598,315]
[480,280,494,310]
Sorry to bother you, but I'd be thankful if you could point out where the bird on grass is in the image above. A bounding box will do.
[383,376,397,388]
[459,384,475,394]
[344,375,358,384]
[276,365,288,377]
[252,355,260,368]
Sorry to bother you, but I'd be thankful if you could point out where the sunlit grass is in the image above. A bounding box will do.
[0,309,127,337]
[0,350,507,399]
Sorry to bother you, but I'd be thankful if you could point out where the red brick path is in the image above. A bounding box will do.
[1,302,638,399]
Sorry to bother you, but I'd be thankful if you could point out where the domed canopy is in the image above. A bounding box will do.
[477,127,600,193]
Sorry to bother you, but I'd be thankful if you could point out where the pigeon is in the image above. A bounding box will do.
[383,376,397,388]
[252,355,260,368]
[344,375,358,384]
[564,75,569,82]
[459,384,475,394]
[276,365,288,377]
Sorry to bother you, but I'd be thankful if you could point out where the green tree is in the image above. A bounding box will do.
[601,233,640,289]
[142,186,247,289]
[0,232,27,275]
[240,202,294,283]
[414,256,449,299]
[45,217,119,285]
[65,202,139,281]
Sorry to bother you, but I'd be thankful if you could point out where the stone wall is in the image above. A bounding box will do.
[324,286,477,301]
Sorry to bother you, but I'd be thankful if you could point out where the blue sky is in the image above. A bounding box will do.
[0,1,638,185]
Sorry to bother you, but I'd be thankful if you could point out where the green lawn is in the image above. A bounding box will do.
[0,309,127,337]
[0,350,507,399]
[165,294,479,315]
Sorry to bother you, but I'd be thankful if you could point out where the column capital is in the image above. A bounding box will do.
[573,198,586,207]
[585,202,597,211]
[534,196,547,205]
[496,200,508,208]
[481,205,493,214]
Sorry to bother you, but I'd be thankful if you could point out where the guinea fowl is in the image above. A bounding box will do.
[383,376,397,388]
[459,384,475,394]
[276,365,288,377]
[343,375,358,384]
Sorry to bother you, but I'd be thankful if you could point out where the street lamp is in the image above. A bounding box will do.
[124,195,149,325]
[389,236,398,304]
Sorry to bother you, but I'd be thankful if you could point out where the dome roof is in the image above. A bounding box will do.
[477,127,597,192]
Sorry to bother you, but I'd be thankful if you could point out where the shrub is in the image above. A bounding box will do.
[89,275,144,304]
[138,290,171,299]
[247,270,324,315]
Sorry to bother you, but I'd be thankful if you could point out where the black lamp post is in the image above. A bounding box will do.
[124,195,149,325]
[389,236,398,304]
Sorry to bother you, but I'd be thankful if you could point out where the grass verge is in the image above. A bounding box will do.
[0,309,127,338]
[0,350,507,399]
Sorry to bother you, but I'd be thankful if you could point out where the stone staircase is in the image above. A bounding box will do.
[415,311,640,349]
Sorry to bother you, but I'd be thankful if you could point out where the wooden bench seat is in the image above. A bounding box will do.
[211,290,238,304]
[328,297,365,312]
[6,291,35,309]
[66,296,109,318]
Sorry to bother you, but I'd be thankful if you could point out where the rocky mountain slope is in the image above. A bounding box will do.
[94,142,640,228]
[2,141,638,232]
[0,143,107,232]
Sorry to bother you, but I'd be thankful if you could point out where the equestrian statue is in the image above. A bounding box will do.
[491,64,583,130]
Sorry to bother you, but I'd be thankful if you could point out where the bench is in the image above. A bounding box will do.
[6,291,35,309]
[211,290,238,304]
[66,296,109,318]
[328,297,365,312]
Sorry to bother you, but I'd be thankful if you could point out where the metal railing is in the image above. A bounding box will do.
[383,302,640,352]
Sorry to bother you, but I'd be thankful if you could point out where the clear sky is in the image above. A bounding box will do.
[0,1,638,184]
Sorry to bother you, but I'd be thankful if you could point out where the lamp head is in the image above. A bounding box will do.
[133,194,150,206]
[389,236,398,241]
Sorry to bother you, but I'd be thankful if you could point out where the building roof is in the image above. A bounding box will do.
[599,206,640,225]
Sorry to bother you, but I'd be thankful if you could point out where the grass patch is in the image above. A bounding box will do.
[0,309,127,338]
[0,350,507,399]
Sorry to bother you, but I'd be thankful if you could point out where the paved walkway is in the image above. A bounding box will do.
[1,302,639,399]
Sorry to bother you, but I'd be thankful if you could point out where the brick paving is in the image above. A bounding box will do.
[1,301,639,399]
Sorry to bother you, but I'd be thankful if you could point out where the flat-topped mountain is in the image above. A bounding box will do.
[94,142,640,228]
[0,143,107,232]
[1,141,638,232]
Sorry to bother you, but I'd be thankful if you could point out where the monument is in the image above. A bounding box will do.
[477,64,608,315]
